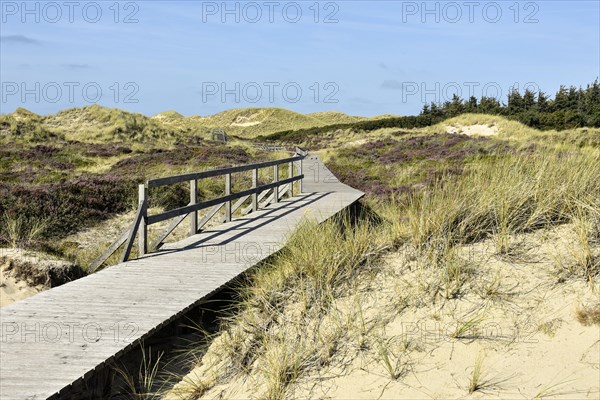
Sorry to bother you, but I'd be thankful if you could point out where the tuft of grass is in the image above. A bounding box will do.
[468,351,486,393]
[533,377,577,399]
[575,304,600,326]
[537,318,563,337]
[376,337,406,380]
[1,212,48,248]
[569,204,599,281]
[115,345,164,400]
[167,216,388,398]
[451,315,486,340]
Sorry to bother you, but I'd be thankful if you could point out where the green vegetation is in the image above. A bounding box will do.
[420,80,600,130]
[2,84,598,398]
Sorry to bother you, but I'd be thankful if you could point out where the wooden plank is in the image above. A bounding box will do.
[252,168,258,212]
[88,223,131,273]
[242,187,272,215]
[190,179,198,236]
[138,184,148,257]
[259,183,290,209]
[219,195,249,223]
[225,173,232,222]
[119,203,144,263]
[150,203,191,250]
[197,202,224,231]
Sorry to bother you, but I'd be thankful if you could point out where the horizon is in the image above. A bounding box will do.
[1,1,599,117]
[4,77,598,119]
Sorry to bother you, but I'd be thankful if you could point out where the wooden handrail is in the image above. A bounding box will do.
[147,155,303,188]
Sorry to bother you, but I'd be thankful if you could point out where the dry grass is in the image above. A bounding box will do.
[468,351,486,393]
[162,126,600,398]
[576,304,600,326]
[1,212,48,248]
[164,216,388,399]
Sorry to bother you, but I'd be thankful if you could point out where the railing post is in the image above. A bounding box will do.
[289,161,294,197]
[298,158,303,194]
[273,164,279,203]
[225,173,232,222]
[138,184,147,257]
[252,168,258,212]
[190,179,197,236]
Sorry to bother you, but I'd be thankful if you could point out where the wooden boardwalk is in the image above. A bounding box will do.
[0,156,363,400]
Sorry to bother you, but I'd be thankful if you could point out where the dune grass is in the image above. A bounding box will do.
[163,128,599,399]
[156,117,600,399]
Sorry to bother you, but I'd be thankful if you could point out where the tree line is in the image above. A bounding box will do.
[420,80,600,130]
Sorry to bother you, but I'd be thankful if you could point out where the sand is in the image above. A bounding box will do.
[446,124,499,137]
[0,270,41,307]
[0,248,84,308]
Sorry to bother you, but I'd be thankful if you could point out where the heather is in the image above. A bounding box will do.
[0,139,271,251]
[325,133,516,198]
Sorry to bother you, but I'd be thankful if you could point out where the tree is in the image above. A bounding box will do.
[447,94,464,116]
[507,89,524,114]
[537,91,550,113]
[478,97,501,114]
[522,89,536,111]
[466,96,478,112]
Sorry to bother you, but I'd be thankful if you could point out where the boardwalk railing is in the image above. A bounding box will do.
[90,152,307,271]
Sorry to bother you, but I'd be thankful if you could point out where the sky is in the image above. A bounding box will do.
[1,0,599,117]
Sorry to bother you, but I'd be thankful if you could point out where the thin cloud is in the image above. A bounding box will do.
[1,35,41,45]
[63,64,92,70]
[380,80,404,90]
[378,63,389,70]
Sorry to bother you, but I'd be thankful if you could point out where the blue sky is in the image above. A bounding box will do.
[1,0,599,116]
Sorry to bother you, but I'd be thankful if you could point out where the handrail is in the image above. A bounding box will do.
[90,152,307,268]
[147,155,303,188]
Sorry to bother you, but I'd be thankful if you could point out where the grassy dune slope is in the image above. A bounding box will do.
[159,117,599,400]
[0,105,378,143]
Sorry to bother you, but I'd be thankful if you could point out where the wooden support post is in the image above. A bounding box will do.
[138,184,148,257]
[298,158,303,194]
[288,161,294,197]
[190,179,197,236]
[225,173,232,222]
[252,168,258,212]
[273,164,279,203]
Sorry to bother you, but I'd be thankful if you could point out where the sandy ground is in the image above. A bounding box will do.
[0,249,44,307]
[446,124,499,137]
[0,248,83,307]
[167,224,599,399]
[0,269,42,307]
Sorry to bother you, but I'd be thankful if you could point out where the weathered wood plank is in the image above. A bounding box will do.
[88,223,132,273]
[120,203,145,263]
